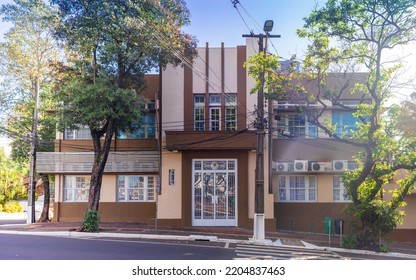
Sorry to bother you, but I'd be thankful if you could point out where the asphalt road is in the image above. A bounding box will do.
[0,233,238,260]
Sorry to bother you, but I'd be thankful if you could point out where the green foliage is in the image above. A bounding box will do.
[3,201,24,213]
[82,210,101,232]
[296,0,416,249]
[0,149,27,207]
[0,0,60,164]
[342,233,359,249]
[55,78,144,136]
[49,0,196,215]
[379,244,389,253]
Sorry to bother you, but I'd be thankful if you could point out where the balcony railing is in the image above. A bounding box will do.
[36,151,159,174]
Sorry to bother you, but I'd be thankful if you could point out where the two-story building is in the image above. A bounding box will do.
[36,39,416,242]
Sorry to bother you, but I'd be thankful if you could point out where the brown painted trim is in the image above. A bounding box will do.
[205,42,209,94]
[165,130,256,151]
[221,43,225,94]
[181,150,251,228]
[275,202,354,233]
[53,202,157,224]
[56,139,158,152]
[204,43,210,131]
[237,45,247,130]
[221,42,226,131]
[386,229,416,243]
[184,62,193,131]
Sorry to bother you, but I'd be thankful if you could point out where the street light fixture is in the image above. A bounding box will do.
[243,20,280,241]
[263,20,274,33]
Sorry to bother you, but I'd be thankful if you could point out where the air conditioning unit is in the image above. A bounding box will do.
[333,160,348,171]
[275,162,289,172]
[311,162,326,172]
[294,160,308,172]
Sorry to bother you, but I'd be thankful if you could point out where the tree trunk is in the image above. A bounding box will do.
[79,118,116,231]
[37,174,50,223]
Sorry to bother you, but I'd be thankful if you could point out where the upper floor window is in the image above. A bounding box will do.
[118,102,156,139]
[209,107,221,131]
[276,113,317,139]
[225,94,237,131]
[209,94,221,106]
[193,93,238,132]
[64,126,91,140]
[332,112,358,138]
[194,95,205,131]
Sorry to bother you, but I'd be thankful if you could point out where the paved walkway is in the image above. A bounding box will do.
[1,221,416,259]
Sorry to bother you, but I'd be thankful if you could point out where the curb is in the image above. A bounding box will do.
[1,227,416,259]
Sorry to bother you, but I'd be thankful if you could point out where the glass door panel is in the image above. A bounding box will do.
[215,173,227,220]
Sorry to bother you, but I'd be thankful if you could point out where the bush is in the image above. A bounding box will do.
[3,201,24,213]
[0,204,3,212]
[82,210,100,232]
[342,233,359,249]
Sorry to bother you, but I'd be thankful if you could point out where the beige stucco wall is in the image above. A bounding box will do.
[208,48,222,93]
[399,195,416,229]
[317,175,334,202]
[264,147,274,219]
[157,151,182,219]
[246,38,258,124]
[162,65,185,132]
[382,170,416,229]
[224,48,238,92]
[100,175,116,202]
[248,149,274,219]
[193,48,206,93]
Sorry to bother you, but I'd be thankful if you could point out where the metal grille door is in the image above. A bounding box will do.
[192,160,237,226]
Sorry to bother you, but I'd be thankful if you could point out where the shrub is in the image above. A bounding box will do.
[342,233,359,249]
[3,201,24,213]
[0,204,3,212]
[82,210,100,232]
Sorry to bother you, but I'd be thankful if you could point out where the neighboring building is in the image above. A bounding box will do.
[37,74,160,223]
[36,39,416,242]
[270,73,416,242]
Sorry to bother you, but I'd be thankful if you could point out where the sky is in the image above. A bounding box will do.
[0,0,414,99]
[0,0,316,60]
[182,0,315,59]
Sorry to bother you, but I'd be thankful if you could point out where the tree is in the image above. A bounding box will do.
[395,92,416,139]
[0,148,27,210]
[294,0,416,250]
[0,0,61,222]
[51,0,196,230]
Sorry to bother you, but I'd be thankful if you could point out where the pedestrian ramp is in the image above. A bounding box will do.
[234,243,346,260]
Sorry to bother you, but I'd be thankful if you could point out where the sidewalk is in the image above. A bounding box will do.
[1,221,416,259]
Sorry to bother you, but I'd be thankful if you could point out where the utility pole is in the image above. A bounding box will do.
[243,20,280,241]
[27,79,39,224]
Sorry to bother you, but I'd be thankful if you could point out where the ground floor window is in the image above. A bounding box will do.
[63,176,90,202]
[333,175,351,202]
[278,175,317,202]
[117,175,156,202]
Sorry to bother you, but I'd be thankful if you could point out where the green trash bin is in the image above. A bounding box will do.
[324,217,334,234]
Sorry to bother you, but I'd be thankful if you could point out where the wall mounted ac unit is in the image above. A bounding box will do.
[311,162,325,172]
[275,162,289,172]
[333,160,348,171]
[294,160,308,172]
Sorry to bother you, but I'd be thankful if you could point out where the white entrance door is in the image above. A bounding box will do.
[192,159,237,226]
